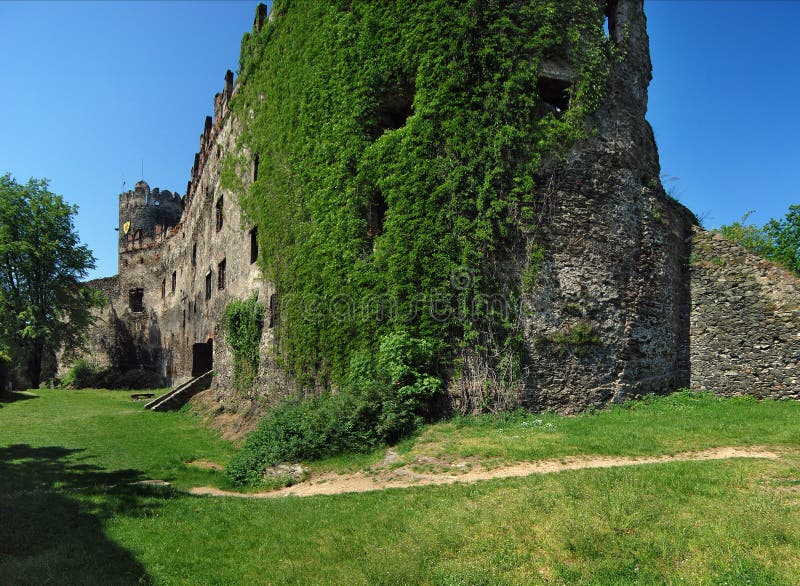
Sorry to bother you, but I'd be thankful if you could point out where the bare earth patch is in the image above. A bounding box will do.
[187,389,263,443]
[189,446,778,499]
[187,459,225,471]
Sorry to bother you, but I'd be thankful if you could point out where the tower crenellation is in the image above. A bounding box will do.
[188,70,237,206]
[118,180,183,256]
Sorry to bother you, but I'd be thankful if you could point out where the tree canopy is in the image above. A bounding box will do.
[0,174,104,388]
[719,206,800,277]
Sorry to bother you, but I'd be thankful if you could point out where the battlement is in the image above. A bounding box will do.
[118,180,184,255]
[254,3,268,32]
[120,180,183,209]
[185,70,237,207]
[117,67,240,266]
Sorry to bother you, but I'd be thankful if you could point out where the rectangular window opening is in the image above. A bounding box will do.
[171,271,177,293]
[205,272,212,300]
[604,0,619,40]
[129,288,144,313]
[366,192,388,238]
[218,259,226,290]
[215,197,224,232]
[250,227,258,264]
[269,293,277,328]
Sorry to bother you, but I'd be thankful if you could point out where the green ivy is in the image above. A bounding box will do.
[227,330,443,485]
[224,1,612,398]
[222,294,265,393]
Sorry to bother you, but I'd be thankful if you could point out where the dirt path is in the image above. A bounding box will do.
[189,446,778,499]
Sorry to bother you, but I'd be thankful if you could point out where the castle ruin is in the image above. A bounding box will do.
[71,70,269,392]
[64,1,800,414]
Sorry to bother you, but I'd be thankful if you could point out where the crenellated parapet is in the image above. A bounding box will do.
[185,70,237,208]
[118,180,184,256]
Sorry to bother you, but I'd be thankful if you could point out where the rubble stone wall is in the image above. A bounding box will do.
[689,229,800,398]
[63,71,270,389]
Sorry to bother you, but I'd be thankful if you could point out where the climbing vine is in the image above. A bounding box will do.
[222,294,265,393]
[224,0,612,400]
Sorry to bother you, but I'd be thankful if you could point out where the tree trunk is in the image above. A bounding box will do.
[26,341,43,390]
[0,359,8,394]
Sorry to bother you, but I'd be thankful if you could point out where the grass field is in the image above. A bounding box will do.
[2,388,800,584]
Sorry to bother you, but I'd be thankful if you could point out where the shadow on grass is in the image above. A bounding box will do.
[0,444,160,584]
[0,391,38,409]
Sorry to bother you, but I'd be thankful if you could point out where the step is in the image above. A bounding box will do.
[145,370,213,412]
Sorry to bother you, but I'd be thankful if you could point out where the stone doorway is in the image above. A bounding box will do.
[192,339,213,376]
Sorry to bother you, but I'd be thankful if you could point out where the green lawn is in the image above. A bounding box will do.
[2,388,800,584]
[0,388,237,491]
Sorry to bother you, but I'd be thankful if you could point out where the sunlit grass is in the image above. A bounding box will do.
[309,391,800,473]
[2,388,800,584]
[0,388,236,490]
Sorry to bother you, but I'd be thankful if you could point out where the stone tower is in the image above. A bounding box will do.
[118,180,183,268]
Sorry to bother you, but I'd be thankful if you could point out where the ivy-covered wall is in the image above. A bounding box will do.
[226,1,619,400]
[217,0,700,413]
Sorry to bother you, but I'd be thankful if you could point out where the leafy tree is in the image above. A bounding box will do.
[763,205,800,275]
[0,174,104,388]
[719,207,800,276]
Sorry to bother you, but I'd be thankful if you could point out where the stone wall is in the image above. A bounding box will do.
[209,317,290,416]
[689,229,800,398]
[58,276,120,375]
[65,2,800,414]
[451,0,698,414]
[64,70,271,389]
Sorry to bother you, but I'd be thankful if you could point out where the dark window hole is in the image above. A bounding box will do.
[129,288,144,313]
[250,227,258,264]
[374,82,414,137]
[605,0,618,40]
[366,192,388,238]
[537,76,571,118]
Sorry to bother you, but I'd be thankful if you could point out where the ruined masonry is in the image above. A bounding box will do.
[71,69,270,394]
[67,1,799,413]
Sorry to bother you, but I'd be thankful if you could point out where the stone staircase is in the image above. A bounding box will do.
[144,371,213,412]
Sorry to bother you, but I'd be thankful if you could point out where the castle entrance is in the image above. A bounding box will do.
[192,339,213,376]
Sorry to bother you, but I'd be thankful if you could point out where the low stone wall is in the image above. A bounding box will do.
[689,229,800,399]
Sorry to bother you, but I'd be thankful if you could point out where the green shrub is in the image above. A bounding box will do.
[61,358,115,389]
[227,330,443,486]
[226,391,381,486]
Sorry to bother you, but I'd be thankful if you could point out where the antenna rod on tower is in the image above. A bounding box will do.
[141,160,144,181]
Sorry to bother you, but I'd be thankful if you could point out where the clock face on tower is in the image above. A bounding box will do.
[123,221,131,234]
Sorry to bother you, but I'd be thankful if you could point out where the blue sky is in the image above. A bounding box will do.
[1,1,798,279]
